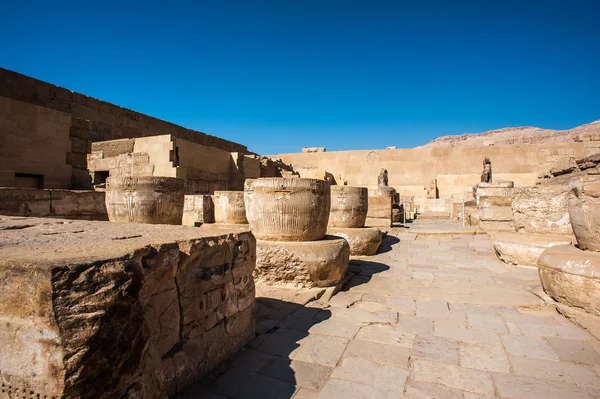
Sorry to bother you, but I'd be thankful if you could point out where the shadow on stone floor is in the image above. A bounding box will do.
[176,299,333,399]
[341,260,390,294]
[376,234,400,254]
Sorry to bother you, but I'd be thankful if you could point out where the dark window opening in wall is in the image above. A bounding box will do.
[14,173,44,189]
[93,171,110,185]
[170,146,180,167]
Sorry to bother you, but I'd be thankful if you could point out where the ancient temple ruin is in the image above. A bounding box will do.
[1,68,600,398]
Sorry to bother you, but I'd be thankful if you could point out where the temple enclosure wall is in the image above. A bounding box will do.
[273,143,591,199]
[0,68,249,189]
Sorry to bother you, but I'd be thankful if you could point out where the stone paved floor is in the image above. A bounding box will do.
[180,221,600,399]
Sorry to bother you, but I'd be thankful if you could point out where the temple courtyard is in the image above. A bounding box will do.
[182,220,600,399]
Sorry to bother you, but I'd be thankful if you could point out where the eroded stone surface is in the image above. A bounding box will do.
[255,237,350,288]
[213,190,248,224]
[569,177,600,252]
[245,178,330,242]
[512,185,572,235]
[327,226,382,256]
[329,186,368,228]
[538,245,600,316]
[105,176,185,224]
[493,231,573,267]
[0,216,255,399]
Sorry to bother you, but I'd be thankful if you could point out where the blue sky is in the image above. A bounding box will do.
[1,0,599,154]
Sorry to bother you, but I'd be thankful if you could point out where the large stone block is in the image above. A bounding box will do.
[538,245,600,316]
[512,185,572,235]
[569,177,600,252]
[255,236,349,288]
[327,226,382,256]
[493,232,573,267]
[0,216,256,398]
[478,206,513,221]
[367,189,393,219]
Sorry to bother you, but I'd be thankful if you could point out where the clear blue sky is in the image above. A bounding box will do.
[1,0,599,154]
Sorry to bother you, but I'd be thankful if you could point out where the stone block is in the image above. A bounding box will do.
[0,216,256,399]
[183,195,215,226]
[478,206,513,221]
[512,185,572,235]
[367,189,393,219]
[0,187,51,216]
[327,226,382,256]
[493,232,573,267]
[538,245,600,316]
[569,177,600,251]
[255,236,349,288]
[478,196,512,207]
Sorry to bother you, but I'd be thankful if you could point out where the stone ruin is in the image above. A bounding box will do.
[246,178,350,288]
[0,216,255,398]
[2,68,600,398]
[327,186,383,256]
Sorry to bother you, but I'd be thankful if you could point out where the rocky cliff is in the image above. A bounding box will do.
[423,120,600,148]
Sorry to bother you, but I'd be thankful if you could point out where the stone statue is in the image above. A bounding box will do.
[378,169,389,188]
[481,157,492,183]
[426,178,438,199]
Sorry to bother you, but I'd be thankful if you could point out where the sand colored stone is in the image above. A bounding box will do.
[512,185,572,235]
[254,237,349,288]
[493,231,573,267]
[213,190,248,224]
[329,186,368,228]
[105,176,185,224]
[569,177,600,252]
[538,245,600,316]
[0,216,256,399]
[245,178,331,241]
[327,226,382,256]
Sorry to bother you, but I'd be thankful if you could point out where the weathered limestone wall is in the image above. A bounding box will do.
[0,216,255,399]
[0,68,249,189]
[88,135,259,195]
[273,143,589,198]
[0,188,107,220]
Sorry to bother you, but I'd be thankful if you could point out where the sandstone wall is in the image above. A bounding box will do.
[0,97,72,188]
[88,135,256,194]
[0,188,107,220]
[0,68,249,189]
[0,216,256,399]
[273,143,589,198]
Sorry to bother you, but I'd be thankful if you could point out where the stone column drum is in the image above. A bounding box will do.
[327,186,382,256]
[244,178,330,241]
[538,177,600,316]
[214,191,248,224]
[105,176,185,225]
[329,186,368,228]
[245,178,349,288]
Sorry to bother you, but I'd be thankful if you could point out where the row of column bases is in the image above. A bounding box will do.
[104,176,385,289]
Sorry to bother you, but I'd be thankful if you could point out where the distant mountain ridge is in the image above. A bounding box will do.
[422,120,600,148]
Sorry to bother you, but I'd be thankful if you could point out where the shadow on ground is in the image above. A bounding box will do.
[340,260,390,294]
[177,298,332,399]
[376,234,400,254]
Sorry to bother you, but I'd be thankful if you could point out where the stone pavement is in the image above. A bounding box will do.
[179,222,600,399]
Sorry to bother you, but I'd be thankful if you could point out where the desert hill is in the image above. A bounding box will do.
[422,120,600,148]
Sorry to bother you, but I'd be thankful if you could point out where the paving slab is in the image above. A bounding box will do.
[343,339,410,367]
[331,357,409,391]
[412,360,495,395]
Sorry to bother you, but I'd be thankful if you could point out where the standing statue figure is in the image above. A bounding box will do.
[378,168,389,188]
[481,157,492,183]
